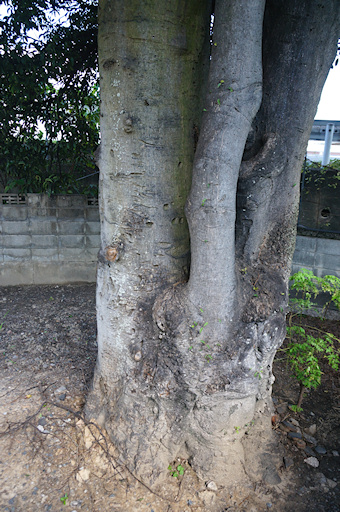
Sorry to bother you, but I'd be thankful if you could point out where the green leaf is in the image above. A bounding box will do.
[60,494,68,505]
[177,464,185,475]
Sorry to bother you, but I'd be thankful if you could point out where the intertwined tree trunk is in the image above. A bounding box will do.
[87,0,340,488]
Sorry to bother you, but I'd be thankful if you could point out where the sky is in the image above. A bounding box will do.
[315,64,340,121]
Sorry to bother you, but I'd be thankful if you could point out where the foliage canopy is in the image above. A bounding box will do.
[0,0,99,195]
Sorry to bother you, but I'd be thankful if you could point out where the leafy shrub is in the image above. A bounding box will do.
[284,269,340,408]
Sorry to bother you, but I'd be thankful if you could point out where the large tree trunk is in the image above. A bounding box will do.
[87,0,340,489]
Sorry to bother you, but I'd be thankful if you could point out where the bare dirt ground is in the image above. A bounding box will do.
[0,284,339,512]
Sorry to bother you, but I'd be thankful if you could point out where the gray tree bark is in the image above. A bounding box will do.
[87,0,340,489]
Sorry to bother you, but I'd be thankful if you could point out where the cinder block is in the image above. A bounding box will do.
[86,208,100,221]
[58,208,85,220]
[31,235,57,248]
[0,206,28,221]
[30,220,57,235]
[313,267,340,279]
[27,193,56,208]
[58,221,85,235]
[316,238,340,256]
[85,234,100,248]
[315,253,340,274]
[58,247,87,261]
[292,250,315,267]
[59,235,85,248]
[291,263,313,276]
[3,248,31,261]
[1,221,30,235]
[2,234,31,248]
[85,221,100,235]
[56,195,86,208]
[86,247,100,260]
[295,236,317,252]
[28,207,57,219]
[32,248,59,261]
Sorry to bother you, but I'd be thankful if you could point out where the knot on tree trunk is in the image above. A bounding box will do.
[152,282,187,333]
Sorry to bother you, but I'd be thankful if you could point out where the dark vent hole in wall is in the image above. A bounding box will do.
[320,208,331,219]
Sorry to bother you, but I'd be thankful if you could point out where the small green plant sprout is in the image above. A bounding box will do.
[289,404,303,413]
[228,86,234,92]
[190,321,198,329]
[200,342,211,349]
[201,198,207,206]
[60,493,68,505]
[0,312,7,330]
[240,267,247,274]
[254,369,263,380]
[217,79,224,88]
[244,420,255,428]
[168,464,185,478]
[199,322,208,334]
[234,426,241,433]
[188,345,193,350]
[284,269,340,408]
[217,98,221,105]
[205,354,213,362]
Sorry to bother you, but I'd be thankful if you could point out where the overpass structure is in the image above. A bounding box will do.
[309,120,340,164]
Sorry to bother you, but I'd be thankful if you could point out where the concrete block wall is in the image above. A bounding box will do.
[0,194,100,285]
[292,235,340,278]
[1,193,339,285]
